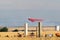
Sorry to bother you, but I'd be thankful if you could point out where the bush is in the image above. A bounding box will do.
[30,32,35,36]
[17,33,22,37]
[13,29,18,32]
[0,27,8,32]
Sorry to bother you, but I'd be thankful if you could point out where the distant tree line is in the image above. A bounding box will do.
[0,27,19,32]
[0,27,8,32]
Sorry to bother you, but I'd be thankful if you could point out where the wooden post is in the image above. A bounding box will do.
[36,27,37,37]
[38,22,42,37]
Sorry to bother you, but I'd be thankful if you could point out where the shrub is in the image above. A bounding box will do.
[0,27,8,32]
[12,29,18,32]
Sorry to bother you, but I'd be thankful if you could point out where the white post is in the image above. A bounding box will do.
[56,26,60,31]
[24,23,28,37]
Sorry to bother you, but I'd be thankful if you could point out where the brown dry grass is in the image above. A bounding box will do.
[0,36,60,40]
[0,26,60,40]
[0,31,59,40]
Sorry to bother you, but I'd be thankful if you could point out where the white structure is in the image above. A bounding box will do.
[56,26,60,31]
[24,23,28,36]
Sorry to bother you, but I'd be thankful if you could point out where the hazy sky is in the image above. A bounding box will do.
[0,0,60,26]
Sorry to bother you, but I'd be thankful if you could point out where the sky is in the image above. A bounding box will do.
[0,0,60,27]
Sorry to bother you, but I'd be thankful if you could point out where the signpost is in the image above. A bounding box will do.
[28,18,43,37]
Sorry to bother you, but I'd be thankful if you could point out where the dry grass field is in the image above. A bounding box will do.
[0,36,60,40]
[0,31,60,40]
[0,26,60,40]
[0,37,60,40]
